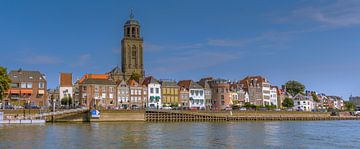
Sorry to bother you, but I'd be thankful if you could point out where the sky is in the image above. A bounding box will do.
[1,0,360,99]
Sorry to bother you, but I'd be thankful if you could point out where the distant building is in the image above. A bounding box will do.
[117,80,130,109]
[293,94,315,111]
[178,80,205,110]
[327,96,344,110]
[270,86,278,107]
[239,76,271,106]
[108,11,145,82]
[198,77,213,109]
[208,79,231,110]
[179,86,190,109]
[78,74,116,108]
[230,83,249,106]
[160,80,179,107]
[4,69,47,107]
[59,73,73,102]
[128,79,147,109]
[143,76,161,109]
[350,96,360,107]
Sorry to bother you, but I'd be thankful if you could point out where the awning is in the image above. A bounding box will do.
[10,89,20,94]
[21,89,33,94]
[150,96,155,100]
[156,96,160,100]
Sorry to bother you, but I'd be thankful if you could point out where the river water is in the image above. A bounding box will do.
[0,121,359,149]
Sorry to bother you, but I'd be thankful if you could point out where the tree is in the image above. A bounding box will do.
[129,72,141,82]
[311,93,320,102]
[285,80,305,96]
[61,96,72,105]
[0,66,11,101]
[344,101,355,111]
[282,97,294,108]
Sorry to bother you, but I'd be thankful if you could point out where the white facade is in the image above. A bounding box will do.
[262,82,271,106]
[270,87,278,107]
[147,83,162,109]
[293,94,314,111]
[59,87,73,100]
[189,89,205,109]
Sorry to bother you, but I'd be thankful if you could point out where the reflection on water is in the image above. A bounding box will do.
[1,121,360,148]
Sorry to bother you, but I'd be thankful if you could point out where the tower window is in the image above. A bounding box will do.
[132,27,136,37]
[127,28,130,36]
[132,51,136,59]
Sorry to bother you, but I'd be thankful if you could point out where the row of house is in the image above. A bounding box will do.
[1,69,346,111]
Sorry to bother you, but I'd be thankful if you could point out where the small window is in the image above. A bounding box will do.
[21,83,27,88]
[156,88,159,94]
[27,83,32,88]
[39,82,44,89]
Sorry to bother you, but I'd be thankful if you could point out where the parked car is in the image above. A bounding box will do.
[131,105,140,110]
[162,107,172,110]
[274,108,281,112]
[224,107,232,111]
[286,108,293,112]
[239,107,247,111]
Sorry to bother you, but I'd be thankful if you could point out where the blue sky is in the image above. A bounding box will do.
[1,0,360,99]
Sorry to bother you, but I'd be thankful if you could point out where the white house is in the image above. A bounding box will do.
[293,94,315,111]
[178,80,205,110]
[270,86,278,107]
[59,73,73,100]
[143,76,161,109]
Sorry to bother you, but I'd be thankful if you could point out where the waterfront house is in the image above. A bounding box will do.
[198,77,213,110]
[4,69,47,107]
[78,74,117,109]
[117,80,130,109]
[178,80,205,110]
[143,76,161,109]
[293,94,315,111]
[208,78,231,110]
[239,76,271,106]
[160,80,179,107]
[128,79,147,109]
[59,73,73,106]
[179,86,190,109]
[270,86,278,107]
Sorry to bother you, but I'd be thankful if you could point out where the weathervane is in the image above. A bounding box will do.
[130,8,134,19]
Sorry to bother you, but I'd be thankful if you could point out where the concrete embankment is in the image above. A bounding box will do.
[90,110,145,122]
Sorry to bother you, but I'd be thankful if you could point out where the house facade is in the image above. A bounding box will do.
[239,76,271,106]
[4,69,47,107]
[209,79,231,110]
[293,94,315,111]
[178,80,205,110]
[143,76,161,109]
[160,80,179,107]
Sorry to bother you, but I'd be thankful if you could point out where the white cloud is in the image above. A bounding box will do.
[22,55,62,65]
[292,0,360,27]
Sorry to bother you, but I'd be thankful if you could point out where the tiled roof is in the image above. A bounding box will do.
[81,78,116,85]
[239,76,267,87]
[142,76,159,86]
[160,80,178,87]
[9,69,46,82]
[178,80,203,89]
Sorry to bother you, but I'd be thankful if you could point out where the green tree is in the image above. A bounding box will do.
[0,66,11,101]
[129,72,141,82]
[285,80,305,96]
[311,93,320,102]
[344,101,355,111]
[61,96,72,105]
[282,97,294,108]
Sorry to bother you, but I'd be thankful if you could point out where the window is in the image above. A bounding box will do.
[27,82,32,88]
[221,95,224,100]
[11,83,19,88]
[39,82,44,89]
[132,50,136,59]
[109,87,113,92]
[83,86,87,91]
[150,88,154,93]
[156,88,159,94]
[102,87,106,92]
[191,90,195,95]
[102,93,106,99]
[21,83,27,88]
[82,93,87,98]
[200,91,203,96]
[109,94,113,99]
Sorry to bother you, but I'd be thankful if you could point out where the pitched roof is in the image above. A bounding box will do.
[239,76,267,88]
[142,76,159,86]
[79,74,109,83]
[178,80,203,89]
[160,80,178,87]
[9,69,46,82]
[60,73,72,87]
[80,78,116,85]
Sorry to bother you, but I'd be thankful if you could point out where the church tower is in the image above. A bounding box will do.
[121,10,145,80]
